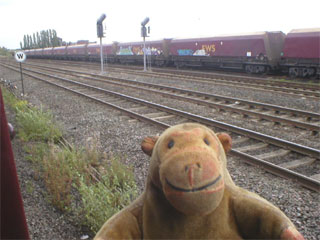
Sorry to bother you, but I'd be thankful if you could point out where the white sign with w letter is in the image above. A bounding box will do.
[15,51,26,63]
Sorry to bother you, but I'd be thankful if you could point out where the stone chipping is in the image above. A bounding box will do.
[0,63,319,240]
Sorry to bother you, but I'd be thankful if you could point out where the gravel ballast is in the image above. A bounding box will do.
[1,63,319,240]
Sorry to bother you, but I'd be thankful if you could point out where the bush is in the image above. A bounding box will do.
[16,106,62,142]
[0,47,11,56]
[41,142,138,232]
[1,86,23,107]
[77,157,138,232]
[2,87,138,234]
[2,89,62,142]
[42,144,75,210]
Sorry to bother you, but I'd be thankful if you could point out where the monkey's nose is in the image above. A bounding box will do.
[184,162,203,187]
[184,162,201,172]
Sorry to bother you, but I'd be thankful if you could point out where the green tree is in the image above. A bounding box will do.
[36,32,40,48]
[52,30,58,47]
[40,30,46,48]
[23,35,27,50]
[0,47,12,56]
[33,33,36,49]
[27,35,30,49]
[49,29,53,47]
[46,30,49,47]
[29,35,33,49]
[21,29,63,49]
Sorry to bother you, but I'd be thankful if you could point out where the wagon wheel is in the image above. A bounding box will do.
[263,66,270,75]
[245,65,253,74]
[289,67,299,78]
[257,65,266,74]
[302,67,315,78]
[258,53,265,61]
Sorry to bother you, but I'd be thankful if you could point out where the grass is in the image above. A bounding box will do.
[77,156,138,232]
[0,47,12,57]
[2,87,138,234]
[1,85,23,106]
[2,86,62,142]
[25,181,35,194]
[16,106,62,142]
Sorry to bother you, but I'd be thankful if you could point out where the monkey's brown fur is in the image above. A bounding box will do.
[95,123,304,239]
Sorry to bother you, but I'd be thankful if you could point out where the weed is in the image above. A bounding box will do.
[2,88,62,142]
[2,86,139,234]
[42,144,78,211]
[24,143,49,164]
[25,180,35,194]
[24,143,75,210]
[14,100,28,111]
[16,106,62,142]
[2,87,27,109]
[77,157,138,232]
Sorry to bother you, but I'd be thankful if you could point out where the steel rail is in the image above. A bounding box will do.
[1,63,319,192]
[3,63,319,159]
[17,63,320,132]
[231,150,320,192]
[123,69,320,98]
[24,60,320,99]
[0,63,170,129]
[151,68,320,91]
[21,63,320,119]
[27,59,320,92]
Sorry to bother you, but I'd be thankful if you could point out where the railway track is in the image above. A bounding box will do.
[1,62,319,192]
[9,62,320,135]
[26,59,320,100]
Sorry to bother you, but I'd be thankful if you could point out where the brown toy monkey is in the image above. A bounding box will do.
[95,123,304,239]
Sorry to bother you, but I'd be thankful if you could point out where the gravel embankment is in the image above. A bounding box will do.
[83,71,320,149]
[1,64,319,240]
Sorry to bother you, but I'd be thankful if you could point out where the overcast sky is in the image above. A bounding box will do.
[1,0,319,49]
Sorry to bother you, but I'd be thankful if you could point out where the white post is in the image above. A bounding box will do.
[143,36,147,72]
[100,37,104,74]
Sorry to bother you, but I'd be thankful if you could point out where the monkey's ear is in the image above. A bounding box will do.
[216,133,232,154]
[141,136,159,156]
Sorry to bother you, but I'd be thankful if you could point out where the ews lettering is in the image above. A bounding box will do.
[201,44,216,54]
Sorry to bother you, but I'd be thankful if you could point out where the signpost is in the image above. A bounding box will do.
[97,14,106,74]
[141,17,150,72]
[14,51,26,95]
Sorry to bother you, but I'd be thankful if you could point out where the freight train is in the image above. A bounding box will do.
[24,28,320,78]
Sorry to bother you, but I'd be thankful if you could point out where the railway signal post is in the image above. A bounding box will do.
[97,14,106,74]
[141,17,150,72]
[14,51,26,95]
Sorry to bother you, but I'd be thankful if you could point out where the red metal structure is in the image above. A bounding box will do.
[116,40,170,66]
[67,44,88,61]
[52,46,68,60]
[42,47,53,58]
[1,88,30,239]
[87,43,116,62]
[281,28,320,78]
[23,28,319,78]
[169,32,285,73]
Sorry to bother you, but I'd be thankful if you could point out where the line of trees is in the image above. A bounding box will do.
[20,29,63,50]
[0,46,11,56]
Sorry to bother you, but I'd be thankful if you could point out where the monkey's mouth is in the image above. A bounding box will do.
[165,175,222,193]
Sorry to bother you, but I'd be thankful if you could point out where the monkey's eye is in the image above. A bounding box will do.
[204,138,210,145]
[168,140,174,149]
